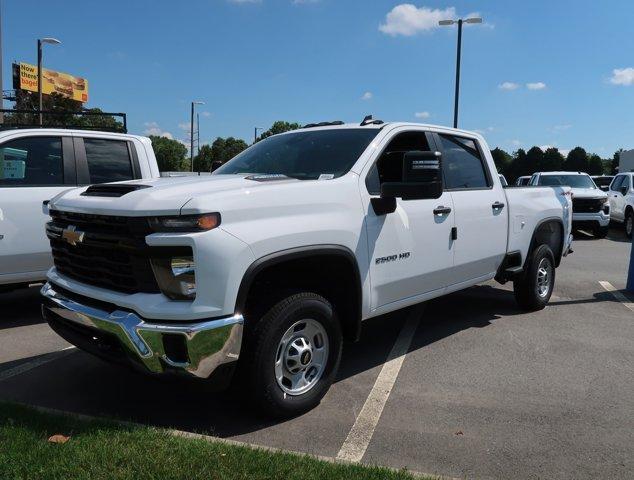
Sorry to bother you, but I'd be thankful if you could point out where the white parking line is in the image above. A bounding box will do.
[337,305,423,462]
[0,347,76,382]
[599,281,634,313]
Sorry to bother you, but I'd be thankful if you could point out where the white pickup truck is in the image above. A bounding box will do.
[41,121,573,417]
[0,129,160,291]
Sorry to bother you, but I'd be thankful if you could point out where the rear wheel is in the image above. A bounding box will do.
[625,210,633,239]
[241,292,342,418]
[513,244,555,311]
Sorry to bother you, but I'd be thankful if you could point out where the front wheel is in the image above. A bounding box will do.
[513,244,556,311]
[242,292,342,418]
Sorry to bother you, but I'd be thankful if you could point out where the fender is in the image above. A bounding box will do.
[527,216,565,268]
[234,244,363,341]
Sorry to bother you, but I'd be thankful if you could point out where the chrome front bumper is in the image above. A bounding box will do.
[41,283,243,379]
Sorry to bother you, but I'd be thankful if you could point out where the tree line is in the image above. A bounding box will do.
[151,121,301,172]
[492,146,620,183]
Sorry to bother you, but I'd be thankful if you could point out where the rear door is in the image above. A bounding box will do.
[0,135,76,281]
[362,128,455,310]
[435,133,508,285]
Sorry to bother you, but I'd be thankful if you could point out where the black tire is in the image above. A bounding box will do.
[513,244,556,311]
[594,225,609,239]
[241,292,342,418]
[625,209,633,239]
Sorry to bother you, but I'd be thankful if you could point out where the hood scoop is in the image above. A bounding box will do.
[81,183,152,198]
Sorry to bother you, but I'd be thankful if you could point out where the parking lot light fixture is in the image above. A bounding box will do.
[37,37,62,126]
[438,17,482,128]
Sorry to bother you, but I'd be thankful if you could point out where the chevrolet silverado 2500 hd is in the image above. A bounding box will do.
[41,121,573,417]
[0,129,160,291]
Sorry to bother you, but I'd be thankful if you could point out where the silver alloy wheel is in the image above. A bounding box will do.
[536,257,553,298]
[627,215,633,237]
[275,319,329,396]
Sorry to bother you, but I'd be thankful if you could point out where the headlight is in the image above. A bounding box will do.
[149,213,220,232]
[151,256,196,300]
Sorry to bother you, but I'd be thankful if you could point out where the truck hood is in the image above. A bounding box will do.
[49,174,301,216]
[569,187,607,200]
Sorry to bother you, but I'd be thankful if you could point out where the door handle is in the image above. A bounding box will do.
[433,206,452,216]
[492,201,505,210]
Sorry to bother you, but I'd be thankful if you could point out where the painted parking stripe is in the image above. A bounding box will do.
[337,305,423,462]
[0,347,76,382]
[599,281,634,313]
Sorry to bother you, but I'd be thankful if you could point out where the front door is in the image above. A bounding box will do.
[362,128,455,310]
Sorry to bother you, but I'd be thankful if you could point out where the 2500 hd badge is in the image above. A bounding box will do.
[375,252,411,264]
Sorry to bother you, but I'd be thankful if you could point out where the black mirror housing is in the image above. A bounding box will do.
[621,186,628,196]
[380,151,443,201]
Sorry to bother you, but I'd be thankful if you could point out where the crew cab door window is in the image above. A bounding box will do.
[438,134,490,190]
[0,137,64,186]
[610,175,625,191]
[84,138,133,184]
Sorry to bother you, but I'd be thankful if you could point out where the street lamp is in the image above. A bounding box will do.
[254,127,264,144]
[190,101,204,171]
[37,37,61,126]
[438,17,481,128]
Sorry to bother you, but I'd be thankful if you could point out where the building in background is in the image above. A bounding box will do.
[619,150,634,173]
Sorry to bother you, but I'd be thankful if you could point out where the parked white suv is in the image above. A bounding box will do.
[41,121,573,417]
[0,129,160,291]
[608,172,634,238]
[529,171,610,238]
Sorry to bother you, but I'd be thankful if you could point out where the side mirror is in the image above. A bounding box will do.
[381,151,443,201]
[599,185,609,192]
[621,185,628,196]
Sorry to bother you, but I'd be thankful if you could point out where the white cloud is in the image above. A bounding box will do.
[379,5,456,36]
[511,139,522,147]
[143,122,173,139]
[526,82,546,90]
[609,67,634,86]
[201,111,212,117]
[499,82,519,91]
[414,111,430,119]
[361,91,373,100]
[178,122,192,131]
[539,145,554,151]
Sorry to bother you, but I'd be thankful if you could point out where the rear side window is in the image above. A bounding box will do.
[439,134,490,189]
[84,138,133,184]
[622,175,631,191]
[0,136,63,186]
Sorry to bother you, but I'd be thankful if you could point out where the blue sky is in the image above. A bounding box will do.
[3,0,634,156]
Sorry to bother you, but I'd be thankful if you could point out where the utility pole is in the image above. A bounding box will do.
[190,101,204,172]
[0,0,4,124]
[254,127,263,144]
[438,17,482,128]
[37,37,61,126]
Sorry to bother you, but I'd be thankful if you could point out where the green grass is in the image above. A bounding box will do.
[0,402,425,480]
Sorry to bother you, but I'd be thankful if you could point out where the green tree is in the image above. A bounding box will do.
[563,147,588,172]
[149,135,188,172]
[258,121,301,141]
[526,146,545,172]
[542,147,565,171]
[587,154,604,176]
[490,147,512,176]
[611,149,624,174]
[508,148,529,182]
[193,144,214,172]
[211,137,249,164]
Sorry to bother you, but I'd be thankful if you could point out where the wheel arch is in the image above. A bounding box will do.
[234,245,363,342]
[526,217,565,268]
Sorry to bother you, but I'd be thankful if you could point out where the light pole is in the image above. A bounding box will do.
[37,37,61,126]
[438,17,481,128]
[190,101,204,171]
[254,127,263,144]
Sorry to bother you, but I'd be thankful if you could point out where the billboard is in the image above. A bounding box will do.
[13,62,88,103]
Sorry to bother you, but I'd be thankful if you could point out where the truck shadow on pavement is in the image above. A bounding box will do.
[0,286,45,330]
[0,282,622,440]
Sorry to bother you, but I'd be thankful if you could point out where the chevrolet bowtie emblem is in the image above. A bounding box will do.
[61,225,85,246]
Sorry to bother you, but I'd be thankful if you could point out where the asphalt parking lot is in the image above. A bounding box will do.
[1,228,633,480]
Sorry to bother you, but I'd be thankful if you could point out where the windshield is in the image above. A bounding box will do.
[538,174,597,189]
[213,129,379,180]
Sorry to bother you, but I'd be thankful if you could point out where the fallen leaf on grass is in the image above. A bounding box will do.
[454,431,463,436]
[48,434,70,444]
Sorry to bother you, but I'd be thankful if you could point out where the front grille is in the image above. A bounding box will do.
[47,211,189,294]
[572,197,605,213]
